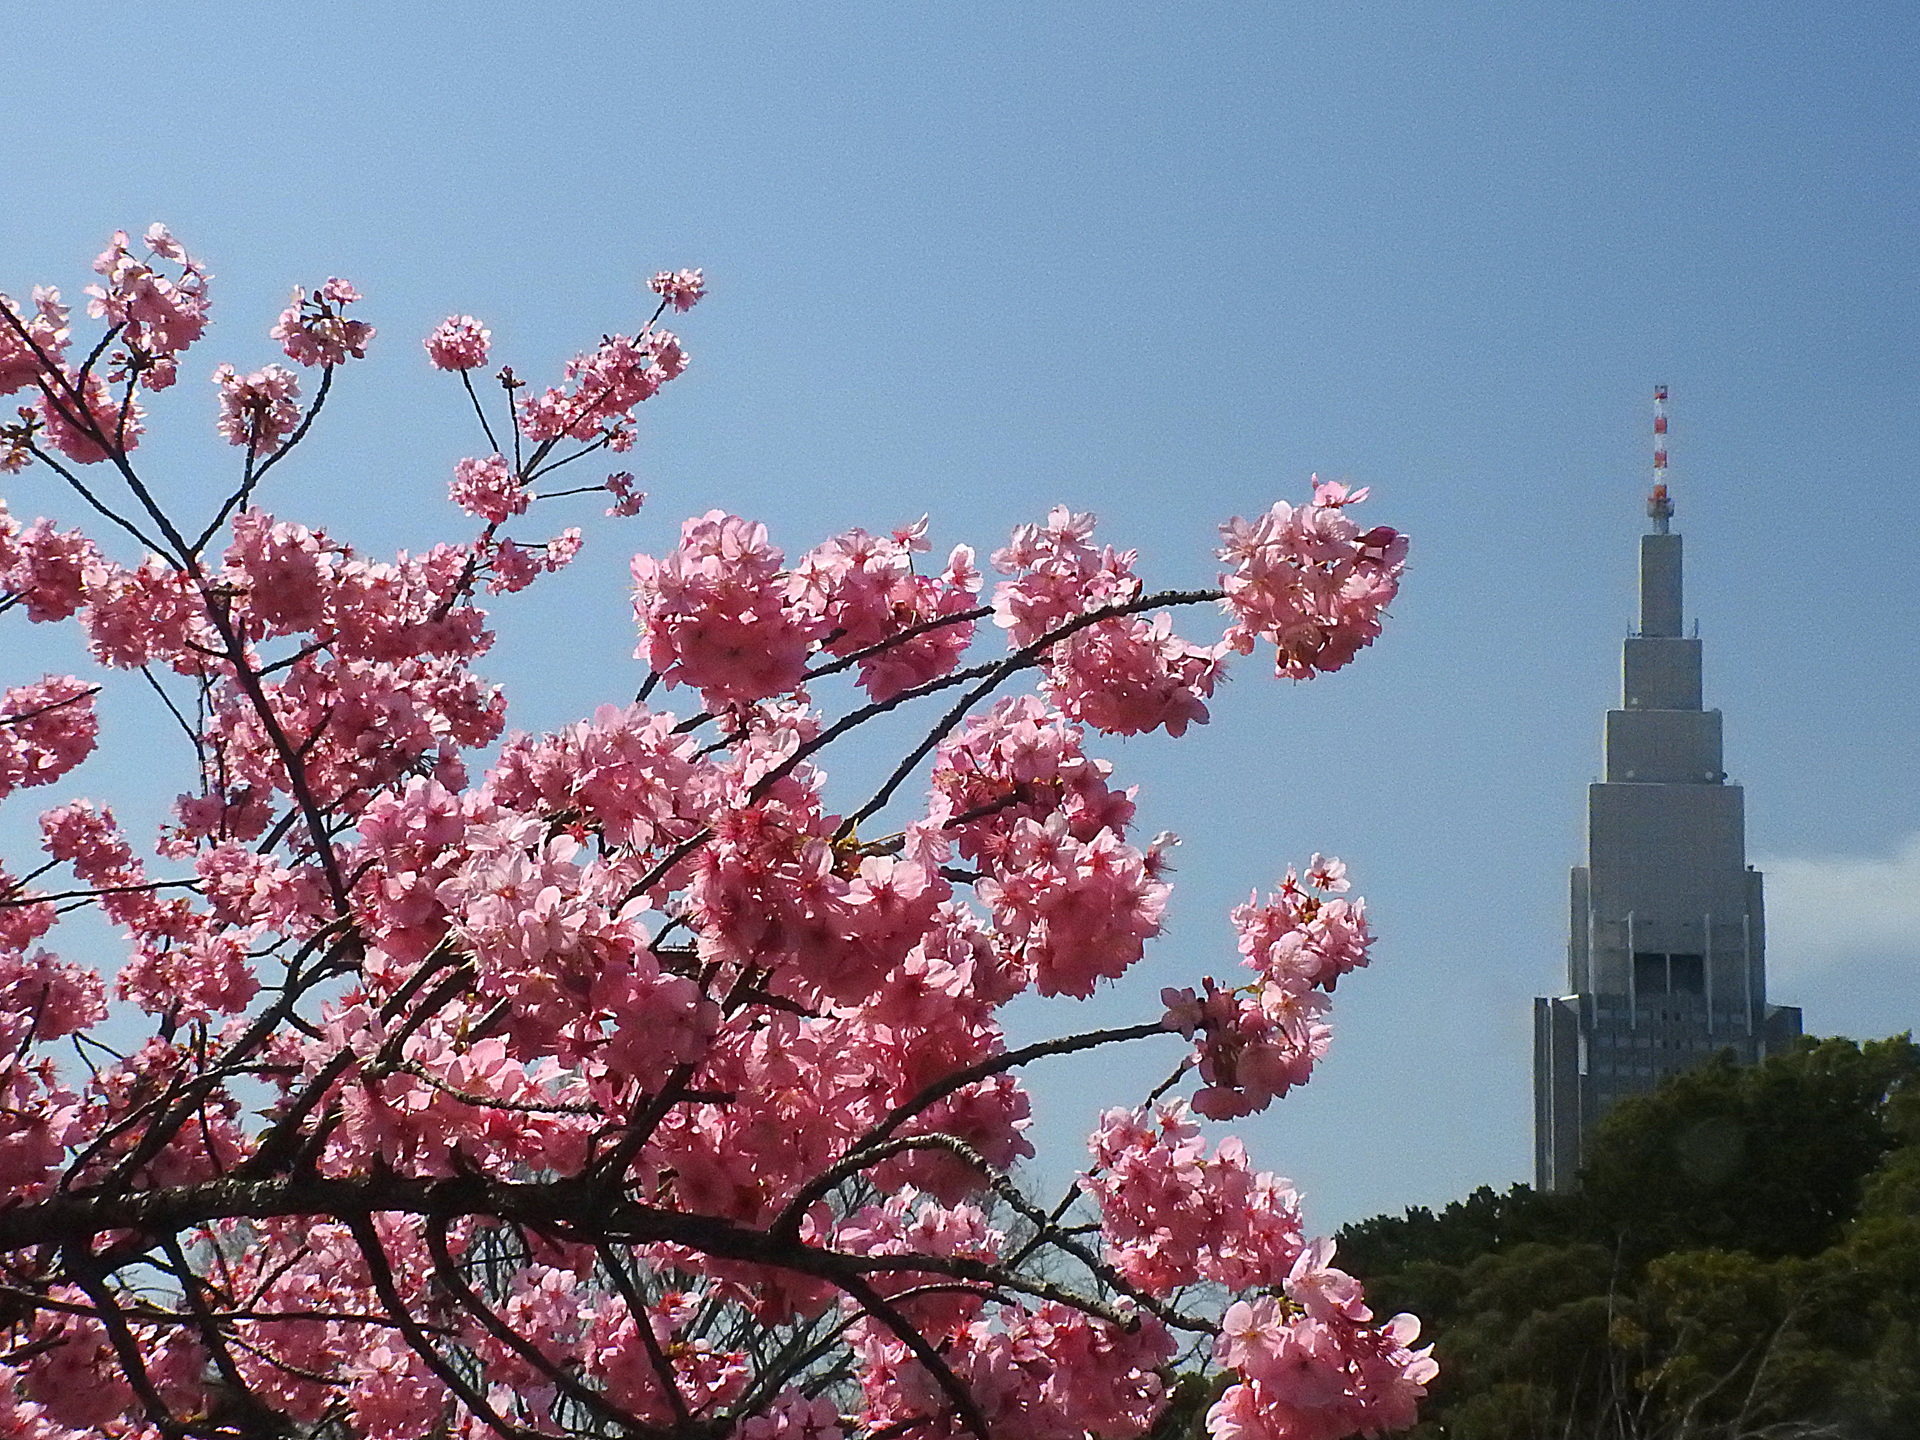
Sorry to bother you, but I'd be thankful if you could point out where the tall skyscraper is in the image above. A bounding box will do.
[1533,391,1801,1193]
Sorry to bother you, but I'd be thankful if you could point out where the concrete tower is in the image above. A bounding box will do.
[1533,396,1801,1193]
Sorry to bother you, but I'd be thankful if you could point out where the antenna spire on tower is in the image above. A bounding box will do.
[1648,384,1673,534]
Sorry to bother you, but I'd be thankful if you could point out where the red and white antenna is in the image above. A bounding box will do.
[1648,384,1673,533]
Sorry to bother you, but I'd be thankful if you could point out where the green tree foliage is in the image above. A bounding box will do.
[1337,1035,1920,1438]
[1582,1036,1919,1262]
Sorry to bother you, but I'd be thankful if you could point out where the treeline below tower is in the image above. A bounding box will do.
[1341,1034,1920,1439]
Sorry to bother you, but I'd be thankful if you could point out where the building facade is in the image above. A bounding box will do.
[1533,479,1801,1193]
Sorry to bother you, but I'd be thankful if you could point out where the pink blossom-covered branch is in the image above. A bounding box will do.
[0,228,1431,1440]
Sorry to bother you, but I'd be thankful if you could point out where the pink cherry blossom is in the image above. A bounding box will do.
[118,929,260,1022]
[604,469,647,516]
[1174,978,1332,1120]
[80,552,207,668]
[272,279,375,366]
[0,231,1425,1440]
[851,1299,1173,1440]
[989,507,1228,736]
[213,362,302,450]
[448,453,528,523]
[36,370,142,462]
[649,267,707,311]
[425,314,492,370]
[928,695,1138,869]
[1218,483,1407,680]
[738,1391,845,1440]
[518,330,687,443]
[1207,1309,1436,1440]
[991,505,1136,647]
[1306,852,1349,891]
[85,225,210,363]
[632,511,826,702]
[1286,1236,1372,1323]
[0,509,97,622]
[0,677,98,801]
[1046,611,1224,737]
[1232,860,1376,992]
[0,946,105,1046]
[1083,1102,1310,1294]
[38,799,134,882]
[975,813,1168,998]
[789,525,983,700]
[0,287,70,395]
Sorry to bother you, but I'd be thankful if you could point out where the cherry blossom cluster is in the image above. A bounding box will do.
[851,1297,1175,1440]
[85,223,209,389]
[1212,1298,1436,1440]
[792,520,985,701]
[1,225,377,472]
[0,226,1426,1440]
[426,314,492,371]
[992,506,1225,736]
[0,676,97,802]
[633,511,826,702]
[1159,854,1374,1120]
[272,277,375,368]
[2,226,217,465]
[0,287,70,400]
[516,327,689,448]
[1083,1108,1436,1439]
[1218,480,1409,679]
[604,469,646,517]
[650,268,707,312]
[0,503,93,620]
[634,513,986,709]
[836,1188,1176,1437]
[212,361,302,450]
[449,453,529,523]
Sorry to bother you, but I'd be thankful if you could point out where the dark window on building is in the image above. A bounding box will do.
[1634,951,1667,997]
[1669,953,1704,995]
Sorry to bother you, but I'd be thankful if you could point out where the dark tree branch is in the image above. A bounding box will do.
[774,1021,1169,1239]
[833,588,1223,837]
[425,1217,661,1438]
[348,1214,533,1439]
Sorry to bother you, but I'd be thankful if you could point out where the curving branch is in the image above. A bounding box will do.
[773,1020,1169,1239]
[349,1214,535,1439]
[424,1217,663,1439]
[832,587,1223,836]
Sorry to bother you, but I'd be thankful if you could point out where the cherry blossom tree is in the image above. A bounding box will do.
[0,226,1432,1440]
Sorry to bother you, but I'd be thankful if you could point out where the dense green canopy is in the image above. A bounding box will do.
[1332,1035,1920,1439]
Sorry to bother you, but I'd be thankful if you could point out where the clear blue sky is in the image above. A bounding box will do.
[5,1,1917,1229]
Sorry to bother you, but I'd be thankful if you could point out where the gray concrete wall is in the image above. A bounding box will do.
[1606,708,1723,783]
[1623,636,1703,710]
[1534,996,1584,1192]
[1588,782,1748,904]
[1568,866,1592,992]
[1641,533,1683,636]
